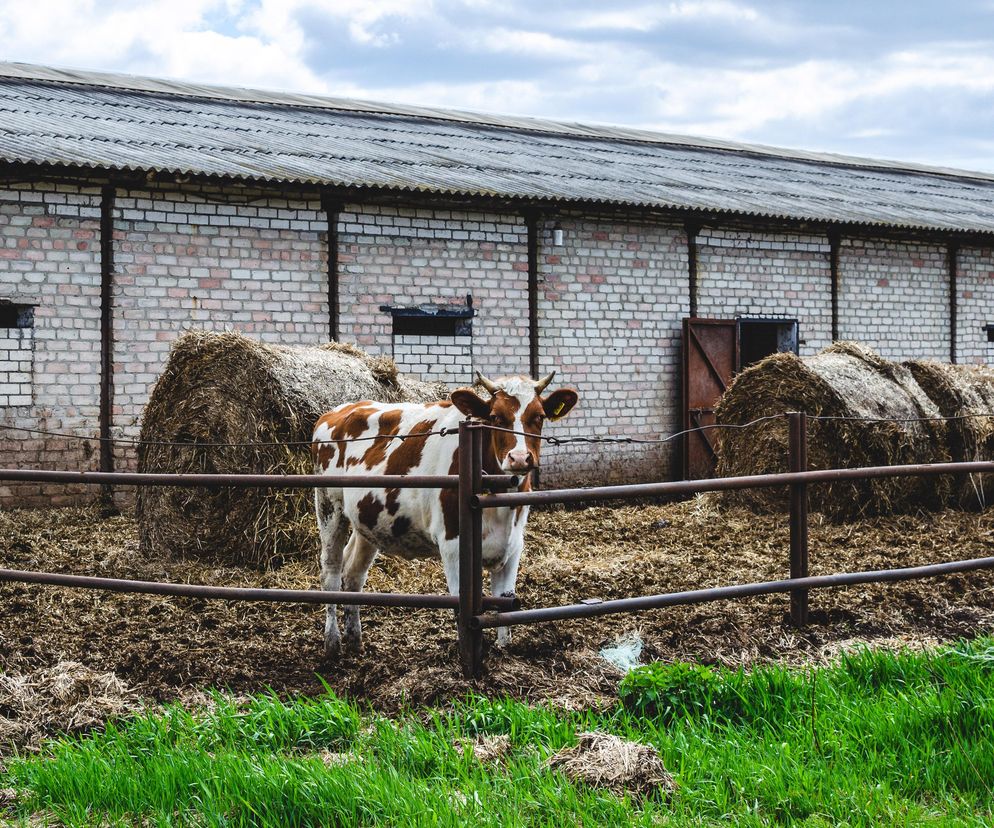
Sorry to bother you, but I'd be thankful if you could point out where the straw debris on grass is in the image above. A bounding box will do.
[455,733,512,764]
[136,331,446,568]
[715,342,951,518]
[0,661,142,750]
[545,731,675,799]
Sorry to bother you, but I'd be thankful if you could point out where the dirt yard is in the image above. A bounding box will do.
[2,497,993,722]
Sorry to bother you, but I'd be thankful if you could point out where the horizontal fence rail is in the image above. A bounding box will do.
[473,555,994,629]
[475,459,994,509]
[0,568,518,610]
[0,468,518,490]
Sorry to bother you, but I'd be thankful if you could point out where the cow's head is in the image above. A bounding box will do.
[450,371,578,474]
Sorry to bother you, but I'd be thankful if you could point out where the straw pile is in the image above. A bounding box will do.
[905,360,994,508]
[136,331,446,567]
[0,661,142,750]
[545,731,675,799]
[715,342,949,518]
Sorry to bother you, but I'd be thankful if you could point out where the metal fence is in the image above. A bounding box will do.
[3,414,994,680]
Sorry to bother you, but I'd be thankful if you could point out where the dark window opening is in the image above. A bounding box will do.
[392,315,471,337]
[0,303,34,329]
[380,295,475,338]
[737,317,798,369]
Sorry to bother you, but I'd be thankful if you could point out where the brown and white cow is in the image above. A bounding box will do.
[311,370,578,656]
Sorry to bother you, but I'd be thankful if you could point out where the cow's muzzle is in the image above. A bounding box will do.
[504,450,535,473]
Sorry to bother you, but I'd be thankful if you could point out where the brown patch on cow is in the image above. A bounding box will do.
[359,409,404,470]
[356,492,384,530]
[384,418,436,476]
[313,403,378,469]
[427,400,453,408]
[441,447,461,540]
[392,516,411,537]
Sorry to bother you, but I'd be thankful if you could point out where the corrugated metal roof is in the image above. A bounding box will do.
[1,62,993,234]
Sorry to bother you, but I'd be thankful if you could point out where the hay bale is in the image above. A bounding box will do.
[905,360,994,508]
[545,731,675,799]
[714,342,949,519]
[136,331,446,567]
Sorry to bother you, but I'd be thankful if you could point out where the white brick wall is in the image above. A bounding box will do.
[337,204,530,380]
[696,228,833,354]
[956,245,994,365]
[0,327,34,406]
[838,238,950,360]
[394,334,473,385]
[537,216,689,486]
[0,182,103,504]
[111,183,330,473]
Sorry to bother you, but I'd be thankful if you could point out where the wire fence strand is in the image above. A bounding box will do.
[5,409,994,453]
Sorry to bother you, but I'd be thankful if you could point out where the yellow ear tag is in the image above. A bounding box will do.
[553,401,566,417]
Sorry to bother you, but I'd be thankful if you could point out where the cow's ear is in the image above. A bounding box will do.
[451,388,491,419]
[543,388,578,420]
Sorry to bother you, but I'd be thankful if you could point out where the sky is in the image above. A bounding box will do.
[1,0,994,171]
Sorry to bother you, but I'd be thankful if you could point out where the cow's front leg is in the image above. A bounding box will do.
[489,548,521,649]
[341,533,377,654]
[316,491,350,659]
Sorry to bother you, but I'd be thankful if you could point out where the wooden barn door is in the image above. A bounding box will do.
[682,318,737,479]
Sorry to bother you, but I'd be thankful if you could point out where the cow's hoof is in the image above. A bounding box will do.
[323,639,342,661]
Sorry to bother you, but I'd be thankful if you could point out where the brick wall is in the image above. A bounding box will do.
[0,183,103,504]
[837,238,950,360]
[537,216,689,486]
[696,228,833,355]
[393,334,474,385]
[336,205,530,379]
[111,184,330,472]
[956,245,994,365]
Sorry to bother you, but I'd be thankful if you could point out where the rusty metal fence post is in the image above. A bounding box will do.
[457,421,484,677]
[788,411,809,625]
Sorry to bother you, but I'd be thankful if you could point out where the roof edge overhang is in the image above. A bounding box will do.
[3,159,994,246]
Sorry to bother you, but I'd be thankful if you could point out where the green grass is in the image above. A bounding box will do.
[6,641,994,826]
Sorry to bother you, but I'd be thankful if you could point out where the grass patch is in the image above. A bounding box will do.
[6,641,994,826]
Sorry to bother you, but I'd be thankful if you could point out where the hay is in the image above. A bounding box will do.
[905,360,994,509]
[0,661,142,750]
[715,342,948,518]
[455,733,512,764]
[545,731,675,799]
[136,331,446,567]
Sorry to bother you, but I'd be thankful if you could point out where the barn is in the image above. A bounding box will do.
[1,61,994,503]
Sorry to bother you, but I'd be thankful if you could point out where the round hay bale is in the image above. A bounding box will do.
[714,342,949,519]
[136,331,446,567]
[905,359,994,508]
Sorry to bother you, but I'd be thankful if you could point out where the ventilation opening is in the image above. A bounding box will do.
[0,303,34,329]
[737,317,798,369]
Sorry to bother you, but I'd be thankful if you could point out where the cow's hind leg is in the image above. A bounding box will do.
[316,489,350,659]
[341,533,378,653]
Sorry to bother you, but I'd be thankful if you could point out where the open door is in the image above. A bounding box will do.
[682,318,737,479]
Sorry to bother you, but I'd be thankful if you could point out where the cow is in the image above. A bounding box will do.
[311,370,578,657]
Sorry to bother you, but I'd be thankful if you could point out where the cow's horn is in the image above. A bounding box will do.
[534,370,556,393]
[476,371,500,395]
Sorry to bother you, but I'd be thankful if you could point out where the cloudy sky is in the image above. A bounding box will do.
[2,1,993,171]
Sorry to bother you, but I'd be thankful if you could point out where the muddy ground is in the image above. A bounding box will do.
[2,497,994,725]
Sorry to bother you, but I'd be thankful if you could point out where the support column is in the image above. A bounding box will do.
[322,193,340,342]
[99,183,115,509]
